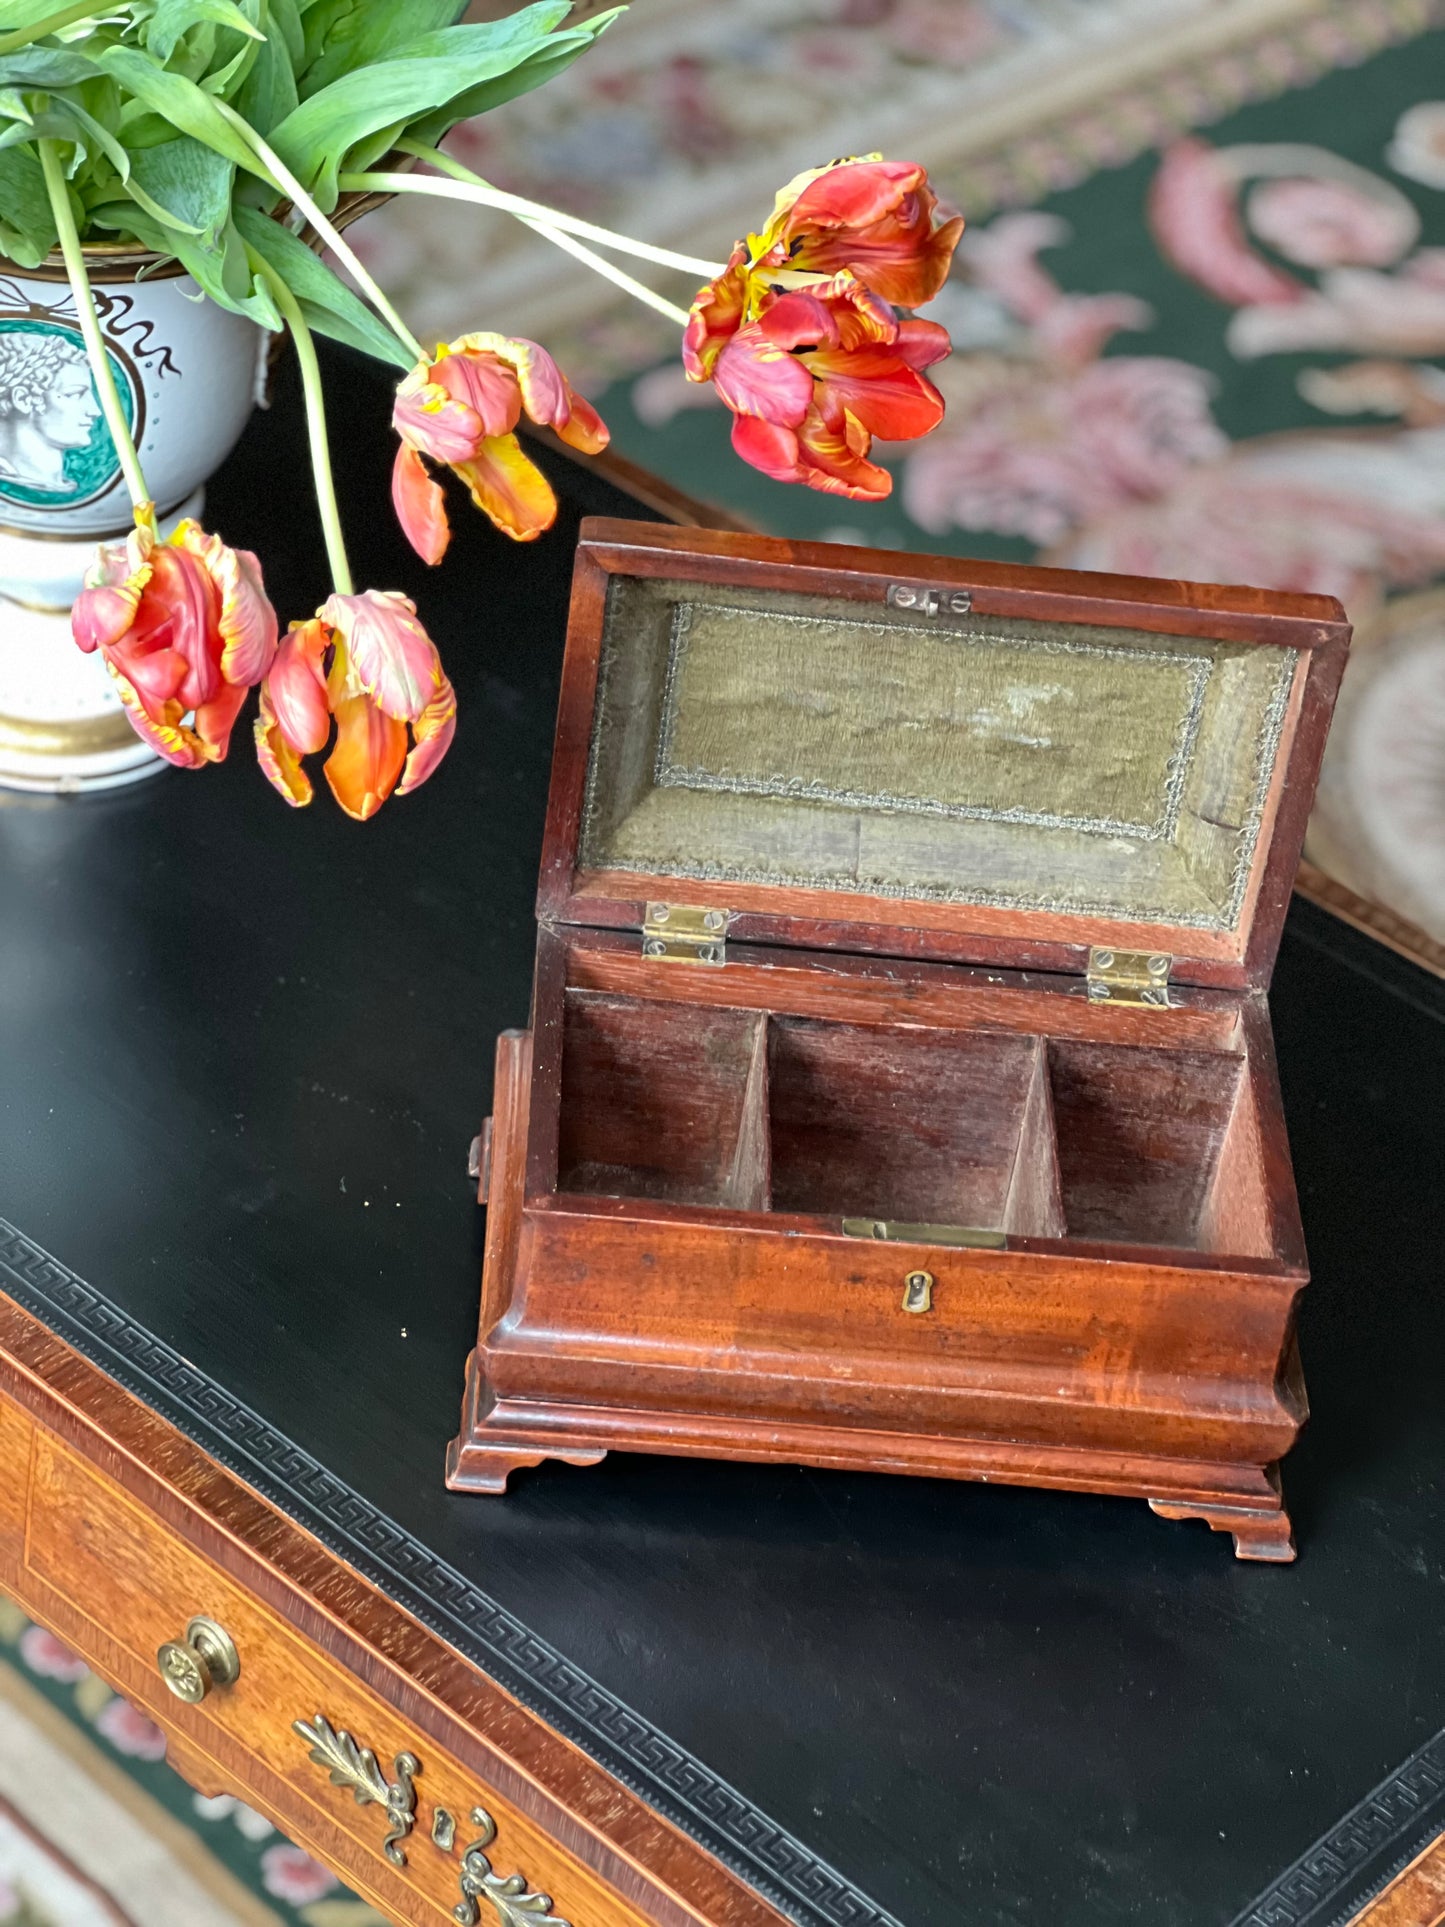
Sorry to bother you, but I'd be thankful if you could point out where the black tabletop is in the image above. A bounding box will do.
[1,345,1442,1927]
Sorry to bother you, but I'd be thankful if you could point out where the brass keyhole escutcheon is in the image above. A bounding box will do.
[902,1270,934,1314]
[157,1616,241,1704]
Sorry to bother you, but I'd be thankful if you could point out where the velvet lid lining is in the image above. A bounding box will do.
[579,576,1297,935]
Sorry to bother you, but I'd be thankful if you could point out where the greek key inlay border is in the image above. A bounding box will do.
[654,601,1213,844]
[1230,1726,1445,1927]
[0,1217,902,1927]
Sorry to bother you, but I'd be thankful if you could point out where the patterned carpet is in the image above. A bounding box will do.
[0,1601,382,1927]
[358,0,1445,966]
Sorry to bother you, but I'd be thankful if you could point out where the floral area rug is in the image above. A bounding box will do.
[0,1598,384,1927]
[362,0,1445,962]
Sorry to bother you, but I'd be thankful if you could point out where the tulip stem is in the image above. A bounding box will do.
[252,253,354,597]
[213,99,426,368]
[0,2,114,55]
[524,223,693,327]
[403,147,693,327]
[38,138,155,532]
[360,151,726,282]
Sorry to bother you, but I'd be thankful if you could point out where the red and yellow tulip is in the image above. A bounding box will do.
[683,158,962,499]
[255,590,456,821]
[692,269,949,499]
[391,333,609,558]
[71,519,277,767]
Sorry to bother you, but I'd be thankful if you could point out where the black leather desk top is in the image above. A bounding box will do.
[1,346,1441,1927]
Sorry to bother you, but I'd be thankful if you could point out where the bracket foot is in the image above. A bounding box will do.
[445,1434,607,1495]
[1149,1496,1296,1562]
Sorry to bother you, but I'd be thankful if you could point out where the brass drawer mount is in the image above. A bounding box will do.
[293,1712,418,1867]
[294,1713,569,1922]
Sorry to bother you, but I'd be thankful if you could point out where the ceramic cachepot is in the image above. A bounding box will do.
[0,252,264,793]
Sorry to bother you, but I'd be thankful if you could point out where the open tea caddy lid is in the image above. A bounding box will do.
[539,521,1351,995]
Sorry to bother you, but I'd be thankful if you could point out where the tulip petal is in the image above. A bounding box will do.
[393,368,487,465]
[778,159,965,308]
[105,661,209,769]
[138,544,225,712]
[433,342,525,438]
[823,273,902,349]
[455,433,559,542]
[72,532,150,654]
[456,333,607,452]
[398,672,456,797]
[794,405,893,500]
[807,346,945,441]
[265,619,331,756]
[107,633,189,707]
[834,207,963,308]
[255,684,315,808]
[683,248,750,382]
[192,680,248,764]
[787,158,926,234]
[321,590,442,724]
[72,578,143,655]
[446,333,565,430]
[754,289,840,352]
[713,330,815,426]
[729,411,805,484]
[324,690,407,821]
[176,522,278,687]
[894,317,953,370]
[392,441,452,566]
[554,384,609,456]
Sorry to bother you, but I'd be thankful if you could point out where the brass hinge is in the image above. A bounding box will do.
[642,902,729,965]
[1086,947,1172,1007]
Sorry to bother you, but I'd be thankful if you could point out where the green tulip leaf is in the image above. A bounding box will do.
[143,0,265,63]
[266,0,304,70]
[406,9,624,150]
[229,12,298,134]
[235,201,411,367]
[296,0,466,99]
[94,44,274,181]
[268,3,575,206]
[0,48,99,86]
[0,141,56,263]
[129,133,233,244]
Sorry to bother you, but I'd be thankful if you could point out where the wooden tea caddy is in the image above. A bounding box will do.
[449,520,1350,1561]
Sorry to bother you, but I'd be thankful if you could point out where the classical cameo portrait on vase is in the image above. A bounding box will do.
[0,315,137,514]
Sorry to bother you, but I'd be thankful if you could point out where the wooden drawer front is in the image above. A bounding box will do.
[24,1432,646,1927]
[503,1211,1298,1460]
[0,1393,34,1584]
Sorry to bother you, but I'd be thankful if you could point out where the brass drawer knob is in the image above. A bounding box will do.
[157,1616,241,1704]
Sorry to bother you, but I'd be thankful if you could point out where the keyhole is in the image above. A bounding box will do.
[902,1270,934,1314]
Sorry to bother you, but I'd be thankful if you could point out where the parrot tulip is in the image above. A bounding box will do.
[391,333,608,559]
[684,157,963,387]
[255,590,456,821]
[699,270,949,499]
[683,159,961,498]
[71,519,277,768]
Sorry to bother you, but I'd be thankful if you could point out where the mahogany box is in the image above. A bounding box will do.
[449,519,1351,1561]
